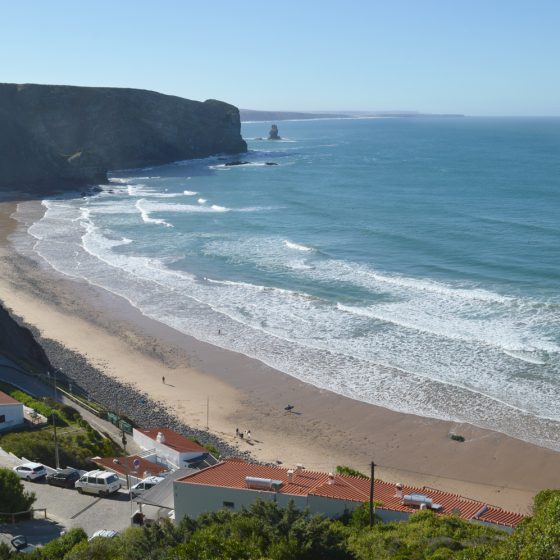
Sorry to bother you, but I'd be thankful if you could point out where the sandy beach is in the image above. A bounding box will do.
[1,198,559,514]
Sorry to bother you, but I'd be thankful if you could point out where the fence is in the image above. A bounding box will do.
[0,508,47,524]
[107,412,133,434]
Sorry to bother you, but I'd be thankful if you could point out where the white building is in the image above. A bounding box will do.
[133,427,207,469]
[0,391,24,432]
[173,459,525,533]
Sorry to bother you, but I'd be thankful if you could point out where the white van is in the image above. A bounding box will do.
[75,470,121,496]
[130,476,165,498]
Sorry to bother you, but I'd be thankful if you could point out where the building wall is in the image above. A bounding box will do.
[172,480,512,533]
[133,429,204,468]
[0,403,24,432]
[307,495,362,518]
[173,483,308,521]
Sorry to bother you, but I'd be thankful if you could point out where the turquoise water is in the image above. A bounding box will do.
[15,117,560,449]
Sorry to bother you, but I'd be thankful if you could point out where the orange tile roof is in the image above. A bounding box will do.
[92,455,169,477]
[0,390,20,405]
[136,428,206,453]
[177,460,525,528]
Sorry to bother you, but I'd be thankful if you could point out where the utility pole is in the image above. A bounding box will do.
[52,370,60,469]
[369,461,375,528]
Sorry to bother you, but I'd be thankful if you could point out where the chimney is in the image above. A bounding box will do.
[156,431,165,444]
[395,482,404,499]
[327,473,335,485]
[287,469,294,482]
[295,463,305,472]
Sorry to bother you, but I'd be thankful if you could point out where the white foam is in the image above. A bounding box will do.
[139,201,230,213]
[184,190,198,196]
[13,196,560,453]
[198,198,207,204]
[126,184,181,198]
[135,199,173,227]
[284,240,314,252]
[503,350,547,365]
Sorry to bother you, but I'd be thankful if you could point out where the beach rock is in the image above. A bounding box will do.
[268,124,280,140]
[265,162,278,166]
[224,160,250,166]
[0,83,247,193]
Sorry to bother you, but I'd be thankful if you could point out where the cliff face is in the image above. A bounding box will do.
[0,304,51,370]
[0,83,247,191]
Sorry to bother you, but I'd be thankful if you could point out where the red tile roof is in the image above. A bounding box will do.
[177,460,525,528]
[0,390,20,405]
[135,428,206,454]
[92,455,169,478]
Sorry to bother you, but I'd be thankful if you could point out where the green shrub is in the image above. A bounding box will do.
[336,465,369,478]
[203,443,220,458]
[0,468,35,520]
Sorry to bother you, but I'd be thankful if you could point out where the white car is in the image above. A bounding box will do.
[75,470,121,496]
[130,476,165,498]
[13,462,47,481]
[88,530,119,541]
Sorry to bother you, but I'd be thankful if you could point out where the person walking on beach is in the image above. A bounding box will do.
[246,430,252,443]
[162,376,165,384]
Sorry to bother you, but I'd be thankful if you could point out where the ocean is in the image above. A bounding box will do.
[12,117,560,450]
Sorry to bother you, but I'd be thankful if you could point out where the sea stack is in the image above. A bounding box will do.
[268,124,280,140]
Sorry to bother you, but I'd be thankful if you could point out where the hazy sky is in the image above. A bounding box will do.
[2,0,559,115]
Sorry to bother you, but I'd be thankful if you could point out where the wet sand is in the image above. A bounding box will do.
[1,198,559,514]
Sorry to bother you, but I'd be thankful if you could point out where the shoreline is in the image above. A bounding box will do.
[1,199,559,513]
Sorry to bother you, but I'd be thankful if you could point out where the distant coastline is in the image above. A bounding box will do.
[240,108,465,122]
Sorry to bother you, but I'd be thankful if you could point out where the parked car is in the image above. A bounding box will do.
[88,530,119,541]
[46,467,80,488]
[10,535,36,553]
[13,462,47,481]
[75,470,121,496]
[130,476,165,498]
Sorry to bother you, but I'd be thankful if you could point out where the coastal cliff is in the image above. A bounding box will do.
[0,304,50,370]
[0,83,247,191]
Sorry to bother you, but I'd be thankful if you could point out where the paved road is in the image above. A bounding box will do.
[21,478,135,536]
[0,518,63,550]
[1,455,134,538]
[0,357,141,454]
[0,451,165,542]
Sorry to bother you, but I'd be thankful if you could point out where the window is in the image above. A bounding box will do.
[223,501,235,509]
[0,415,5,423]
[96,478,106,485]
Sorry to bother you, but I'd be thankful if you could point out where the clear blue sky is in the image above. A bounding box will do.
[1,0,559,116]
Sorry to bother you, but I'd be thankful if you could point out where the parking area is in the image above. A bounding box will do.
[0,518,63,550]
[1,453,135,540]
[21,478,135,536]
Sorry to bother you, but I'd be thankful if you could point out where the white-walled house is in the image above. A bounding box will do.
[173,459,525,533]
[133,427,207,469]
[0,391,24,432]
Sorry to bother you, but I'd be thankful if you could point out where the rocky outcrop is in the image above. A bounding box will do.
[268,124,280,140]
[0,83,247,192]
